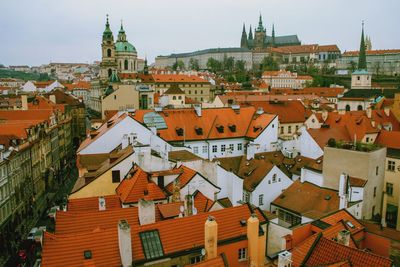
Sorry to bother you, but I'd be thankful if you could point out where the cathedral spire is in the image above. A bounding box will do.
[118,19,127,41]
[358,21,367,70]
[271,23,276,47]
[102,14,113,41]
[257,13,265,32]
[248,25,253,40]
[241,23,248,48]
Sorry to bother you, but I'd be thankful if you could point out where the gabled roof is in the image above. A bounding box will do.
[272,180,339,219]
[116,166,166,204]
[376,130,400,149]
[131,106,276,142]
[164,84,185,95]
[152,74,209,84]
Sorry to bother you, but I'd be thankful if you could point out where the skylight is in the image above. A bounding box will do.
[140,230,164,260]
[143,112,167,129]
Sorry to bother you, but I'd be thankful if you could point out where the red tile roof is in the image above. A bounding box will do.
[164,165,198,193]
[152,74,209,84]
[67,195,122,212]
[349,176,367,188]
[376,130,400,149]
[270,87,345,97]
[193,190,214,212]
[116,166,166,204]
[320,209,364,235]
[245,100,307,123]
[132,106,276,141]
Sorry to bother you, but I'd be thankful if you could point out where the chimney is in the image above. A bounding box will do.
[246,143,256,161]
[138,199,155,225]
[366,107,372,119]
[322,109,328,122]
[49,94,56,104]
[256,107,264,115]
[204,216,218,260]
[194,104,202,117]
[247,214,261,267]
[118,220,133,267]
[98,196,106,211]
[184,194,194,216]
[21,95,28,110]
[122,134,129,149]
[339,173,348,210]
[278,251,292,267]
[337,229,350,246]
[384,106,390,117]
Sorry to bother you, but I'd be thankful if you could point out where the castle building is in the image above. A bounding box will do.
[99,16,138,81]
[241,15,301,49]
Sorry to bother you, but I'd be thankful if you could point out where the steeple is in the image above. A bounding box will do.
[257,14,265,32]
[271,23,276,47]
[118,20,127,42]
[143,56,149,75]
[241,23,248,48]
[248,25,253,40]
[358,21,367,70]
[102,14,113,41]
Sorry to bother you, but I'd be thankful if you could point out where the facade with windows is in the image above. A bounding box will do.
[383,150,400,230]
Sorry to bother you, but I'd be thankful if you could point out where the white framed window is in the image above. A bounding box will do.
[388,160,395,171]
[212,145,217,153]
[221,144,226,152]
[259,194,264,206]
[238,248,247,261]
[193,146,198,154]
[237,143,242,151]
[202,145,208,154]
[229,144,234,152]
[272,174,277,183]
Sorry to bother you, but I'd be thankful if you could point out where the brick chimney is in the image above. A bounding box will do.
[247,214,266,267]
[337,229,350,246]
[118,219,132,267]
[204,216,218,260]
[138,199,155,225]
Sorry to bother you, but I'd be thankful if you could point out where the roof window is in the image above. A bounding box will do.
[176,127,184,136]
[140,230,164,260]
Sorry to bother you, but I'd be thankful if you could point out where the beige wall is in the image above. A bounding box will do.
[155,83,212,102]
[279,122,303,139]
[101,85,139,119]
[69,169,119,199]
[322,146,386,219]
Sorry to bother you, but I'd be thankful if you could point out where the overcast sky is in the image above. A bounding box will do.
[1,0,399,66]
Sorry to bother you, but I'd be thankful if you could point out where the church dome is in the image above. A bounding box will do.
[115,41,136,53]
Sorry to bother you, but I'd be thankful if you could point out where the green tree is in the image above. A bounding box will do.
[206,58,222,73]
[189,58,200,71]
[235,60,246,72]
[172,60,185,71]
[261,56,279,71]
[348,61,357,73]
[222,55,235,72]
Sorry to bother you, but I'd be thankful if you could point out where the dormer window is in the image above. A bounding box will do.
[175,127,184,136]
[253,125,262,132]
[216,124,224,133]
[195,126,203,135]
[228,124,236,132]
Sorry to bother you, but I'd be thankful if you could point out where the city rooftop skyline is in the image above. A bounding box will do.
[1,0,399,66]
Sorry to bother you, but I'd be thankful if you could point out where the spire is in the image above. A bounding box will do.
[358,21,367,70]
[257,13,265,32]
[241,23,248,48]
[144,56,149,75]
[118,19,127,41]
[271,23,276,47]
[102,14,113,41]
[248,25,253,40]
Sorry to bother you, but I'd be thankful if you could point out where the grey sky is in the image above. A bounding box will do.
[0,0,399,66]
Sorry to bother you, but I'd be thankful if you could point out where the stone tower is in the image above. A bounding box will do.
[100,15,117,81]
[254,14,266,49]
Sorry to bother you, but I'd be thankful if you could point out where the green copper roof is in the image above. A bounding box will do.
[108,71,121,83]
[352,69,370,75]
[103,16,113,38]
[104,85,114,96]
[115,41,136,53]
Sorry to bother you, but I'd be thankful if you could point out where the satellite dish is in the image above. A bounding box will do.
[179,205,185,213]
[201,248,206,256]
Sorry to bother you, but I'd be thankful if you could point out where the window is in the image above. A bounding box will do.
[295,125,299,132]
[288,126,292,134]
[172,96,176,100]
[140,230,164,259]
[229,144,234,152]
[212,145,217,153]
[190,255,201,264]
[178,96,182,100]
[221,144,226,152]
[357,76,360,81]
[388,160,395,171]
[280,126,284,134]
[373,186,377,197]
[114,95,116,100]
[238,248,247,261]
[272,174,277,183]
[193,146,198,154]
[278,209,301,227]
[202,145,208,154]
[242,191,250,203]
[387,183,394,196]
[112,170,120,183]
[376,166,379,176]
[345,105,351,111]
[237,143,242,151]
[124,59,129,70]
[259,194,264,206]
[107,48,111,57]
[366,137,370,142]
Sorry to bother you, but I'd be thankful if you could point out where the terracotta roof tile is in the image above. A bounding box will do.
[164,165,197,194]
[349,176,367,187]
[152,74,209,84]
[67,195,122,212]
[376,130,400,149]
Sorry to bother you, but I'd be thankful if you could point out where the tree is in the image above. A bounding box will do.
[206,58,222,73]
[189,58,200,71]
[261,56,279,71]
[172,60,185,71]
[235,60,246,72]
[222,55,235,72]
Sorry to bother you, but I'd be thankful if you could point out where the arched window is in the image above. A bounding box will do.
[108,68,112,77]
[345,105,350,111]
[124,59,128,70]
[357,105,363,111]
[172,96,177,100]
[107,49,112,57]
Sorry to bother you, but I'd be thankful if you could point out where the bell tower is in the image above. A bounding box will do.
[254,14,266,49]
[100,15,117,80]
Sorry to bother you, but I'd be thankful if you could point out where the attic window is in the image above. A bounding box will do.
[253,125,262,132]
[324,195,331,200]
[346,221,355,228]
[175,127,184,136]
[356,117,363,125]
[216,124,224,133]
[240,220,247,226]
[84,250,92,259]
[195,126,203,135]
[228,124,236,132]
[140,230,164,260]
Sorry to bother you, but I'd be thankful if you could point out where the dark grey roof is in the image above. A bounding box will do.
[265,35,300,44]
[163,47,251,58]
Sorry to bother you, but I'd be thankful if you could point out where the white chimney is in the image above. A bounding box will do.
[118,220,132,267]
[278,251,292,267]
[122,134,129,149]
[337,229,350,246]
[384,106,390,117]
[256,107,264,115]
[21,95,28,110]
[138,199,155,225]
[339,173,347,197]
[49,94,56,104]
[322,109,328,122]
[246,143,256,160]
[194,104,202,117]
[366,107,372,119]
[98,196,106,211]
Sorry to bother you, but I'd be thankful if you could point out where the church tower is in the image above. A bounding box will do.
[100,15,117,81]
[351,22,371,90]
[271,23,276,48]
[240,23,248,48]
[114,21,138,74]
[254,14,266,49]
[357,21,367,70]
